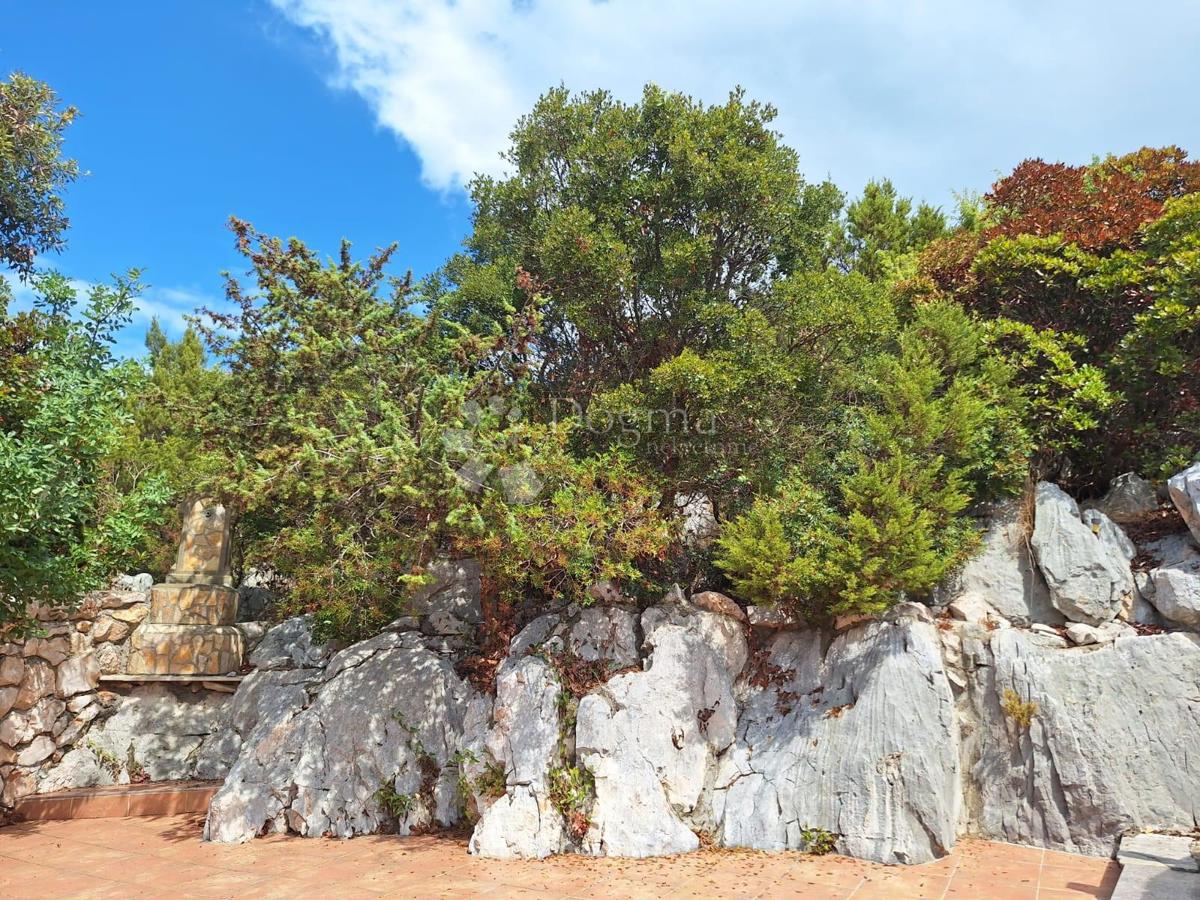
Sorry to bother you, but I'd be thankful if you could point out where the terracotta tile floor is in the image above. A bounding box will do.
[0,814,1120,899]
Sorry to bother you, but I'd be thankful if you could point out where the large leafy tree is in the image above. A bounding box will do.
[917,147,1200,483]
[433,84,844,404]
[588,269,898,514]
[0,73,79,275]
[0,273,171,634]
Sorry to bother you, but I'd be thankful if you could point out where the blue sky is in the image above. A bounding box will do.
[4,1,1199,357]
[1,1,471,354]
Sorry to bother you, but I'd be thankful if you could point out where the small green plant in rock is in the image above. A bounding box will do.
[548,764,595,841]
[374,780,415,820]
[86,740,123,780]
[800,825,838,855]
[1000,689,1038,729]
[474,759,507,800]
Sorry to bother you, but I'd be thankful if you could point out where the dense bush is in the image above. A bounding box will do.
[917,148,1200,485]
[715,302,1030,620]
[196,220,668,641]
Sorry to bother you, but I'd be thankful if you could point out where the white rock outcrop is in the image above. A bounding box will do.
[468,655,567,859]
[717,614,959,864]
[205,631,478,842]
[966,630,1200,855]
[576,603,746,857]
[944,499,1062,625]
[1031,483,1134,625]
[1168,463,1200,545]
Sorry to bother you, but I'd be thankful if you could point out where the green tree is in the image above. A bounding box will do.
[0,73,79,275]
[921,149,1200,484]
[587,269,897,514]
[199,220,668,641]
[715,302,1029,620]
[841,179,946,280]
[105,319,226,574]
[434,84,844,405]
[0,272,170,634]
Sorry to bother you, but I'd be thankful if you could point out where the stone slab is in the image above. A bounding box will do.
[1118,834,1200,872]
[1111,865,1200,900]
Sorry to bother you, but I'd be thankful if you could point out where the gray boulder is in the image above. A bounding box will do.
[1086,473,1160,524]
[205,635,478,843]
[674,492,719,550]
[968,630,1200,855]
[1150,567,1200,627]
[1031,483,1134,625]
[575,604,747,857]
[248,616,330,670]
[1142,534,1200,628]
[72,683,231,783]
[716,618,958,865]
[943,499,1061,625]
[1167,463,1200,545]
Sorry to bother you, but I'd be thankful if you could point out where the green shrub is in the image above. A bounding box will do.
[1,273,172,634]
[716,302,1028,620]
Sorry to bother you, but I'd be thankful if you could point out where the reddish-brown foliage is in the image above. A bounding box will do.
[987,148,1200,252]
[923,147,1200,299]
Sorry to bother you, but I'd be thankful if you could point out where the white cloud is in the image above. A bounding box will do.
[270,0,1200,207]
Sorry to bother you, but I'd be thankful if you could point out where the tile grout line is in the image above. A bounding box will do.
[937,853,963,900]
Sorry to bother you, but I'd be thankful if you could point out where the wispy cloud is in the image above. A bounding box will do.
[269,0,1200,206]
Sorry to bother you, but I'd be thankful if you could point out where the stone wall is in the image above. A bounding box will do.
[7,468,1200,861]
[0,576,269,812]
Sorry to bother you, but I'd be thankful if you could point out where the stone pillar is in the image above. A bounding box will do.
[127,499,244,675]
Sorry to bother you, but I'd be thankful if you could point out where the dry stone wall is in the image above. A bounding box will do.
[0,578,271,812]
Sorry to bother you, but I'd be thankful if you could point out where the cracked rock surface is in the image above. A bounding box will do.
[205,630,478,843]
[966,629,1200,855]
[716,614,959,864]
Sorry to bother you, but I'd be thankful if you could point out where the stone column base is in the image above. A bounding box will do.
[149,583,238,625]
[127,623,244,675]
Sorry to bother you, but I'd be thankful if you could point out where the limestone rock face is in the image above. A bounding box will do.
[468,656,566,859]
[575,605,747,857]
[943,500,1061,625]
[247,616,330,671]
[1150,567,1200,626]
[1140,534,1200,627]
[1087,473,1161,524]
[967,630,1200,855]
[1031,483,1134,625]
[205,632,478,843]
[716,619,959,865]
[1168,463,1200,545]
